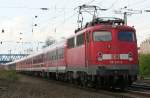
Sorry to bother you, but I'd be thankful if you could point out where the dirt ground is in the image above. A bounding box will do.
[0,74,118,98]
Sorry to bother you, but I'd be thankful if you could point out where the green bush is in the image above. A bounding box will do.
[139,54,150,76]
[0,70,18,81]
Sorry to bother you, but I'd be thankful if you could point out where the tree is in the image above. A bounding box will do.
[43,36,56,48]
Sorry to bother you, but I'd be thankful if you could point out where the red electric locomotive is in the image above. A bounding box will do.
[66,18,138,89]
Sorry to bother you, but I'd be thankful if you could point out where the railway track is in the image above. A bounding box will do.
[54,81,150,98]
[19,74,150,98]
[130,83,150,90]
[41,76,150,98]
[127,83,150,97]
[52,79,150,98]
[127,90,150,98]
[75,85,150,98]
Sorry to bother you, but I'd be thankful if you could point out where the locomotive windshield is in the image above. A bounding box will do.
[93,31,112,41]
[118,32,135,42]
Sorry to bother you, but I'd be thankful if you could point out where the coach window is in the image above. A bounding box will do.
[93,31,112,42]
[60,48,64,59]
[33,57,36,64]
[50,53,52,60]
[51,55,53,60]
[62,48,64,58]
[51,52,54,60]
[40,54,44,63]
[77,33,84,46]
[50,53,53,60]
[67,37,74,48]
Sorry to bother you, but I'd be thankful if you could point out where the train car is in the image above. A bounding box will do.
[5,62,16,70]
[15,50,44,74]
[7,17,138,90]
[42,42,67,79]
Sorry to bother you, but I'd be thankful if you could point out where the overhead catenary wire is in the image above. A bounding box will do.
[126,0,147,7]
[34,9,77,34]
[51,12,77,32]
[85,0,96,5]
[114,6,142,25]
[0,6,74,11]
[33,11,77,40]
[107,0,119,10]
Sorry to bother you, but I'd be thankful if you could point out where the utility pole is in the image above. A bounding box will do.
[1,29,4,33]
[144,9,150,39]
[36,41,44,51]
[115,6,142,25]
[8,49,12,61]
[123,12,127,25]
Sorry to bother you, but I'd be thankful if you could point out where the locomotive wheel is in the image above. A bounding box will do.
[80,77,87,87]
[66,71,74,83]
[77,72,87,87]
[86,75,94,88]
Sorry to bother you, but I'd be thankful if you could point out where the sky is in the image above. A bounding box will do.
[0,0,149,54]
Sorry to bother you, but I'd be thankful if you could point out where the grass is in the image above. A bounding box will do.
[0,70,19,82]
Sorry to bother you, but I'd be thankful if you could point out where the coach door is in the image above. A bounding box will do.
[85,31,91,67]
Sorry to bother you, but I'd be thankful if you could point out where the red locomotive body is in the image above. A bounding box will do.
[66,21,138,88]
[8,18,138,89]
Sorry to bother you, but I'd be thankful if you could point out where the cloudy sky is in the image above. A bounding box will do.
[0,0,149,54]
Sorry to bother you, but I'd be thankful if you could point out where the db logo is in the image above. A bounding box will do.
[112,54,120,59]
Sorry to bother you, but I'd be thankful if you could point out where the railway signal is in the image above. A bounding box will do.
[40,8,49,10]
[1,29,4,33]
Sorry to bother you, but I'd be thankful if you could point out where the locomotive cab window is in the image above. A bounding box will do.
[67,37,75,48]
[118,32,135,42]
[86,32,90,43]
[76,33,84,46]
[93,31,112,42]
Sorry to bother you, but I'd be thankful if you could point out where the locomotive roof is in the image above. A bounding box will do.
[72,17,135,36]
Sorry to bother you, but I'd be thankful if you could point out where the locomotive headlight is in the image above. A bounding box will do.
[128,52,133,61]
[97,52,103,61]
